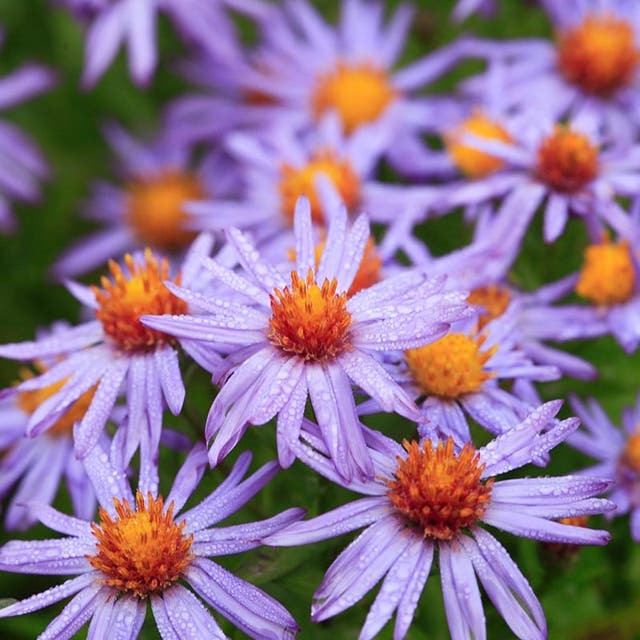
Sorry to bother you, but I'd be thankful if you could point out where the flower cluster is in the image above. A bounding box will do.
[1,1,639,639]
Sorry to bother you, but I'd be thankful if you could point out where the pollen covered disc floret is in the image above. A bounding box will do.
[312,61,396,134]
[126,170,204,250]
[88,491,194,599]
[268,268,352,361]
[279,150,361,225]
[536,125,599,193]
[446,112,513,178]
[387,439,494,541]
[557,14,640,96]
[405,332,496,399]
[576,238,636,306]
[94,249,188,352]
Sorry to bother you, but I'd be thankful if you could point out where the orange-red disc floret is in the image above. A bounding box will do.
[126,170,204,250]
[279,150,361,226]
[312,61,397,134]
[557,14,640,96]
[621,432,640,473]
[88,491,194,599]
[575,239,636,306]
[94,249,188,353]
[387,439,494,540]
[536,126,599,193]
[467,285,512,330]
[268,269,352,361]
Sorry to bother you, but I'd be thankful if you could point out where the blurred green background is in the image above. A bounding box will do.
[0,0,640,638]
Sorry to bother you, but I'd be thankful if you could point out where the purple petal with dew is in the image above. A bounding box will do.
[186,558,299,639]
[316,204,348,282]
[161,584,227,639]
[491,476,614,506]
[0,536,94,575]
[497,498,615,520]
[460,392,522,435]
[0,321,103,360]
[126,0,157,86]
[165,443,209,515]
[335,213,370,293]
[124,354,146,463]
[82,4,126,88]
[150,594,180,640]
[352,316,451,352]
[201,256,271,307]
[194,508,306,556]
[74,356,129,459]
[155,345,185,415]
[0,572,97,619]
[87,593,145,640]
[183,461,279,533]
[482,505,612,545]
[313,519,414,622]
[144,351,164,460]
[138,433,159,498]
[64,449,99,522]
[265,497,391,547]
[461,530,545,640]
[276,373,308,468]
[293,196,315,274]
[24,503,92,539]
[359,535,424,640]
[83,444,133,514]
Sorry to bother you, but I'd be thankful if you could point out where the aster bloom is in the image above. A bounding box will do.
[0,238,214,465]
[142,198,472,481]
[0,38,55,232]
[0,442,302,638]
[569,393,640,541]
[463,0,640,136]
[441,111,640,242]
[266,402,613,640]
[53,123,238,278]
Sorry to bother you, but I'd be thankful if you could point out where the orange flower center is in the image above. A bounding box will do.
[279,150,361,226]
[557,14,640,96]
[387,439,493,540]
[94,249,188,353]
[268,269,352,361]
[88,491,193,599]
[576,239,635,306]
[536,126,598,193]
[621,432,640,473]
[405,333,496,399]
[446,112,513,178]
[15,366,96,437]
[467,285,511,330]
[126,171,204,250]
[311,62,396,134]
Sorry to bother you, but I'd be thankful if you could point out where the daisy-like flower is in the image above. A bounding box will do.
[0,237,214,465]
[52,123,237,278]
[0,441,302,638]
[442,111,640,242]
[0,37,55,232]
[0,326,97,530]
[464,0,640,136]
[142,198,472,481]
[569,393,640,541]
[266,402,613,640]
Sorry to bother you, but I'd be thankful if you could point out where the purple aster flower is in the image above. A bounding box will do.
[463,0,640,137]
[266,402,613,640]
[0,442,302,638]
[569,393,640,541]
[0,237,216,465]
[441,110,640,242]
[142,198,472,481]
[53,123,240,278]
[0,36,55,232]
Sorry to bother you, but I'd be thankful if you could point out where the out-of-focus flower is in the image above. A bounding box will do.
[266,402,613,640]
[0,443,302,638]
[143,198,472,481]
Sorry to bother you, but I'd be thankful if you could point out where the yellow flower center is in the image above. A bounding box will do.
[387,439,493,541]
[94,249,188,353]
[311,62,396,134]
[446,112,513,178]
[15,366,96,437]
[405,333,496,399]
[467,285,511,330]
[557,14,640,96]
[621,432,640,473]
[279,150,361,226]
[576,239,635,306]
[536,126,599,193]
[268,269,352,361]
[126,171,204,250]
[88,492,193,599]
